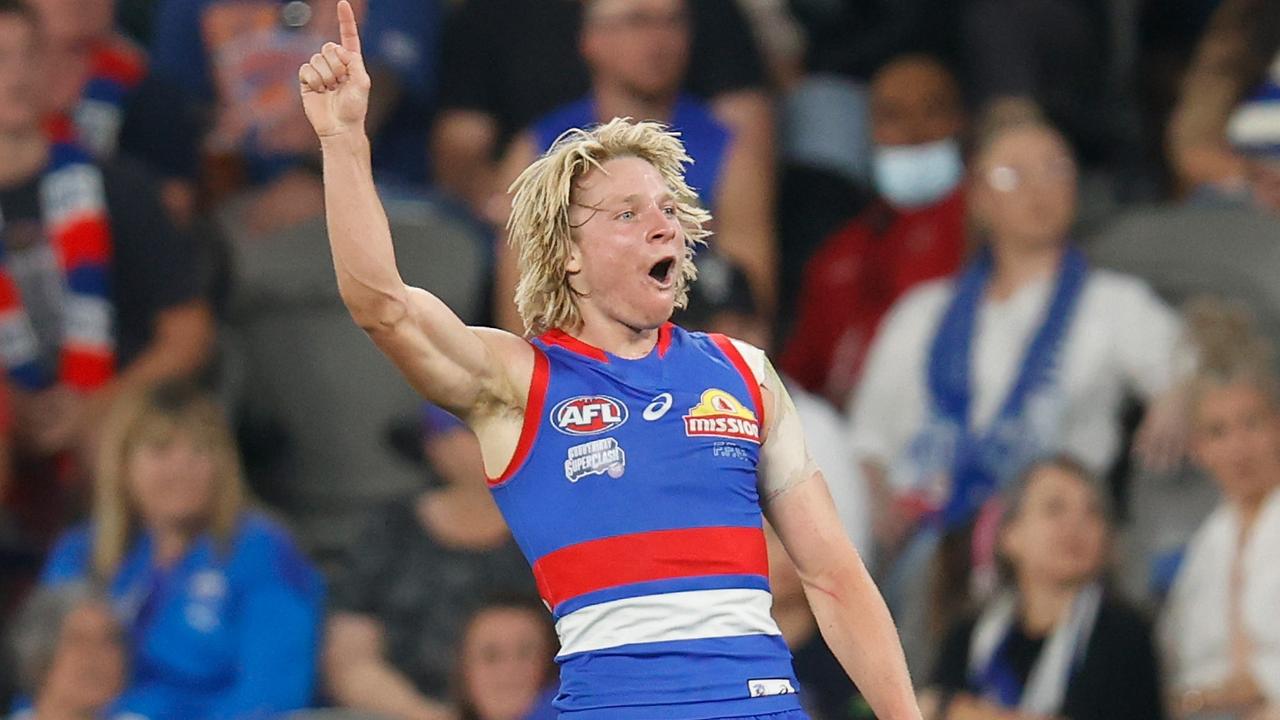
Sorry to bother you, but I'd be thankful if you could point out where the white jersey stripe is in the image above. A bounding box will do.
[555,587,781,658]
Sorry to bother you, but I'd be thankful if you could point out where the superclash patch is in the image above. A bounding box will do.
[564,437,627,483]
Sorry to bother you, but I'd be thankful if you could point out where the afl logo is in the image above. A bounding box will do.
[551,395,629,435]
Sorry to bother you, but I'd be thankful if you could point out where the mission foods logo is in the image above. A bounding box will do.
[551,395,629,435]
[684,389,760,443]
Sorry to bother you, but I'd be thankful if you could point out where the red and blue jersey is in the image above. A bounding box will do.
[489,323,803,719]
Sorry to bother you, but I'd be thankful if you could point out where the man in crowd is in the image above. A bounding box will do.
[781,55,967,407]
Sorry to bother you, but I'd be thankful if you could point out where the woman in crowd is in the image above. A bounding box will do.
[454,595,557,720]
[921,456,1165,720]
[8,582,126,720]
[849,102,1185,671]
[39,380,324,720]
[1162,299,1280,720]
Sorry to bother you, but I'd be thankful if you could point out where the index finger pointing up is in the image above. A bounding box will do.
[337,0,361,53]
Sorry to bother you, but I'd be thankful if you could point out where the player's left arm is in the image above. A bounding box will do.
[754,354,923,720]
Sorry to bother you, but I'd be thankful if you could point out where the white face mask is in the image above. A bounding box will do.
[871,137,964,210]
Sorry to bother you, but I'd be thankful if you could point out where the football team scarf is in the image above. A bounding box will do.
[0,133,115,391]
[923,245,1088,529]
[73,37,146,159]
[967,582,1103,714]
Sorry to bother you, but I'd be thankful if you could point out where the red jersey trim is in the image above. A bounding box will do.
[532,525,769,609]
[537,323,674,362]
[488,346,550,488]
[538,328,609,362]
[656,322,674,357]
[708,334,766,433]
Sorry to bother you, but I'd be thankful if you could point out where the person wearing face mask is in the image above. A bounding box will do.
[780,54,967,408]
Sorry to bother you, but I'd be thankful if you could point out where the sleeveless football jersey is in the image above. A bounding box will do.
[488,323,804,719]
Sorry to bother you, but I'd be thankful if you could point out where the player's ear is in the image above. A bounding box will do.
[565,240,584,275]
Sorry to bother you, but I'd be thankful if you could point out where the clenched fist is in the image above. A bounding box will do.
[299,0,370,139]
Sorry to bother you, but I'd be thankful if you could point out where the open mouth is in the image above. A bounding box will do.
[648,257,676,287]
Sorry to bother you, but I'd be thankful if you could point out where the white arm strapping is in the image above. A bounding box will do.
[727,339,821,505]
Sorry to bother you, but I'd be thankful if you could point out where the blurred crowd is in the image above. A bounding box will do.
[0,0,1279,719]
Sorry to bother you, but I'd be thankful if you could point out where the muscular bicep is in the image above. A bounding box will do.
[367,286,530,416]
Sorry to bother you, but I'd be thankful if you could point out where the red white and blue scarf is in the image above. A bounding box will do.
[71,37,147,159]
[0,132,115,391]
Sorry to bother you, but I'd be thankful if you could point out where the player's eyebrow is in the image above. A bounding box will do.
[614,192,675,206]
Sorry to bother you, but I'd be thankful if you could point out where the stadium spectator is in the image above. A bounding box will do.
[324,405,537,720]
[454,595,557,720]
[850,105,1185,673]
[30,0,201,225]
[0,0,213,544]
[781,0,958,184]
[7,582,127,720]
[921,457,1165,720]
[430,0,771,225]
[781,54,967,407]
[1161,299,1280,719]
[149,0,440,224]
[39,380,324,720]
[1167,0,1280,211]
[492,0,776,330]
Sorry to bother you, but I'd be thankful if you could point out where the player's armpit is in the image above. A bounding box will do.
[758,357,820,506]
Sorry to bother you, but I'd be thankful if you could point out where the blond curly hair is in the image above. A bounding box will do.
[506,117,712,336]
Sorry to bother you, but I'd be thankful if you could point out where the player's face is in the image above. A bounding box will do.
[0,14,40,134]
[42,602,126,714]
[460,608,552,720]
[1000,465,1108,588]
[581,0,690,102]
[971,126,1077,253]
[567,156,686,332]
[1192,381,1280,506]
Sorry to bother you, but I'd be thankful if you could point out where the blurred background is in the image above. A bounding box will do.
[1,0,1279,718]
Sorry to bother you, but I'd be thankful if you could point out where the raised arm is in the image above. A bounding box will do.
[756,359,922,720]
[299,1,529,419]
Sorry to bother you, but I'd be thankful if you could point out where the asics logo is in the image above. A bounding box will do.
[643,392,673,421]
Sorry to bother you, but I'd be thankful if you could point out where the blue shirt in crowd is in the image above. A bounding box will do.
[531,94,731,210]
[40,512,324,720]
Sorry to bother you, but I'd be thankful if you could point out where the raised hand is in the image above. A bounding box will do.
[299,0,370,139]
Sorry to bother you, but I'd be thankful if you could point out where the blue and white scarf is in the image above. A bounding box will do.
[914,246,1089,529]
[967,582,1103,714]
